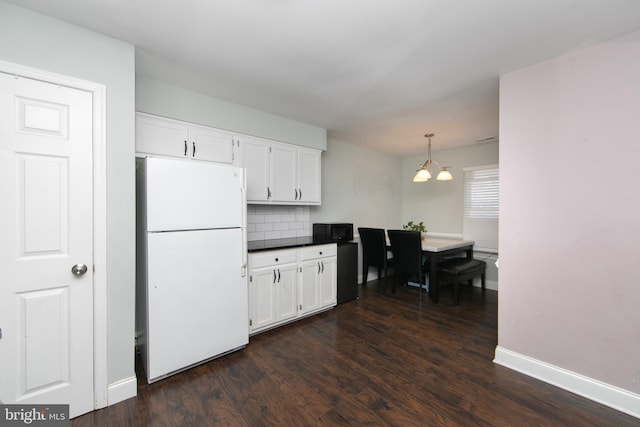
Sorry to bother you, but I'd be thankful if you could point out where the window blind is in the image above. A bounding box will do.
[463,165,499,252]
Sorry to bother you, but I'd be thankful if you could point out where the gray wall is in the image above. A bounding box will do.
[136,77,327,150]
[310,138,403,229]
[499,29,640,396]
[401,141,499,286]
[0,1,136,386]
[310,138,402,283]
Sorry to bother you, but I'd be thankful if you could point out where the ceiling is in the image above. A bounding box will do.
[7,0,640,155]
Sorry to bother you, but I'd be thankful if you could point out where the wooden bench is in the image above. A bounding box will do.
[437,258,486,305]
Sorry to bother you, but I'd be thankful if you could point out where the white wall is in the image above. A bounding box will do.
[498,28,640,408]
[136,77,327,151]
[0,0,136,390]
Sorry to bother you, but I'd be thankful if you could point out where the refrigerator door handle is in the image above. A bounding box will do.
[240,187,247,277]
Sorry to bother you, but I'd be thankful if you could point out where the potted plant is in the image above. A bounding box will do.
[402,221,428,240]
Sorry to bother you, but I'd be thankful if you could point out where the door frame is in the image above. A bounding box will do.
[0,60,108,410]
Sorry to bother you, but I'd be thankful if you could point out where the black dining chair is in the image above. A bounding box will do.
[387,229,428,300]
[358,227,394,284]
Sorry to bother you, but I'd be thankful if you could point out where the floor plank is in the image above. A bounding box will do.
[72,278,640,426]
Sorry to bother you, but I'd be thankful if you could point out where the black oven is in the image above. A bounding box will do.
[312,223,354,242]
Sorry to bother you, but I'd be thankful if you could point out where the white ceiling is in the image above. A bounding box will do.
[7,0,640,155]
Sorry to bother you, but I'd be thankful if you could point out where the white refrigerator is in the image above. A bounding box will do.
[136,157,249,383]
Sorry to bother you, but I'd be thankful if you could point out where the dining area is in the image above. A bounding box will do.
[358,227,487,305]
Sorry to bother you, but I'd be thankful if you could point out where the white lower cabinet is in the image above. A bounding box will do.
[299,245,337,316]
[249,244,337,334]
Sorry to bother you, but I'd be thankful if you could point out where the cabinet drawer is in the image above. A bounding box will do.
[249,249,297,269]
[300,244,336,261]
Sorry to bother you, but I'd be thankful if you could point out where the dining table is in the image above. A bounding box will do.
[387,235,475,303]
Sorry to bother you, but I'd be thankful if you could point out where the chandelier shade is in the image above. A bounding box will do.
[412,133,452,182]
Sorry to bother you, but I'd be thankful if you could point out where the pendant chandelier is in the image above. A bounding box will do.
[413,133,453,182]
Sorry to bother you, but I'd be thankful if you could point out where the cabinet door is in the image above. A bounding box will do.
[136,113,189,158]
[297,148,321,204]
[231,137,243,167]
[275,264,298,322]
[244,137,271,202]
[270,143,297,202]
[249,268,276,332]
[189,124,234,163]
[319,257,337,307]
[300,260,321,315]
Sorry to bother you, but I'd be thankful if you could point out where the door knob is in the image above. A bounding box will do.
[71,264,88,276]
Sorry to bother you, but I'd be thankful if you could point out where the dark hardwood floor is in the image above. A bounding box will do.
[72,278,640,426]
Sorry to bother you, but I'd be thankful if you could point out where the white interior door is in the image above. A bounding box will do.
[0,72,94,417]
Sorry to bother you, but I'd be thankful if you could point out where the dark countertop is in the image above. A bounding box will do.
[248,237,351,252]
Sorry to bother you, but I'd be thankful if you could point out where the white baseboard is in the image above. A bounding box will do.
[107,376,137,406]
[494,346,640,419]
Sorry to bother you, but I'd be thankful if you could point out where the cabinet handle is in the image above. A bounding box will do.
[299,188,302,200]
[294,189,298,200]
[317,262,321,274]
[184,140,188,157]
[321,261,325,273]
[277,269,281,282]
[273,269,276,284]
[192,141,196,157]
[267,187,271,199]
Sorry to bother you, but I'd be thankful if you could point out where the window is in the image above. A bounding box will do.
[463,165,499,252]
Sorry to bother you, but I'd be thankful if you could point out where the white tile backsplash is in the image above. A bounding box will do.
[255,222,273,232]
[247,205,311,241]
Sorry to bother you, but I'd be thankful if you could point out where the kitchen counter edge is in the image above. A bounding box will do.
[248,237,348,253]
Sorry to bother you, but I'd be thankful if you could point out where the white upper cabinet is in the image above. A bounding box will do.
[242,137,321,205]
[270,143,297,203]
[297,147,321,203]
[189,123,234,163]
[243,136,271,202]
[136,113,322,205]
[136,113,234,164]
